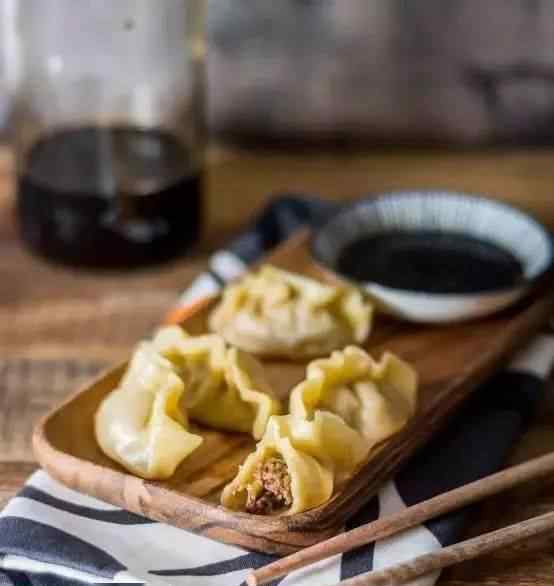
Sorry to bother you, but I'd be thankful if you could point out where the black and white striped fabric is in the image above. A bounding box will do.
[1,196,553,586]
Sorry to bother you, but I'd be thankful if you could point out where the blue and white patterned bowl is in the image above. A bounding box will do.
[312,191,553,323]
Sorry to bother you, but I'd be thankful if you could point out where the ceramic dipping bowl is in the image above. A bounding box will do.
[311,191,553,323]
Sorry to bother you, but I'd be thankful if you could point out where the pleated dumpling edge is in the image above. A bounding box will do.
[152,325,282,439]
[289,346,418,448]
[208,265,373,359]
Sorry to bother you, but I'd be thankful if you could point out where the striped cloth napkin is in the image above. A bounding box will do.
[1,196,553,586]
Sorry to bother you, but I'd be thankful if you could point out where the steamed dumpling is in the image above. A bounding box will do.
[209,265,372,359]
[221,412,368,515]
[152,326,281,439]
[95,342,203,480]
[289,346,418,447]
[221,415,335,515]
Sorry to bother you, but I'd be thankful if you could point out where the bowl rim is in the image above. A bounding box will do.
[310,189,554,297]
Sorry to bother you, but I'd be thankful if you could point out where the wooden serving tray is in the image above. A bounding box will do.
[33,230,554,555]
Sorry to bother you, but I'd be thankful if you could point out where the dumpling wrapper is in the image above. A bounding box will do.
[221,415,337,515]
[95,342,203,480]
[152,326,281,439]
[269,411,368,482]
[209,265,373,359]
[289,346,418,448]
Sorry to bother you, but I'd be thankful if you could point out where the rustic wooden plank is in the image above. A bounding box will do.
[0,462,38,509]
[0,358,107,461]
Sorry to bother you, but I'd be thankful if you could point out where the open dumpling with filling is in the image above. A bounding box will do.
[221,412,368,515]
[289,346,418,448]
[152,326,281,439]
[209,265,373,359]
[95,342,203,480]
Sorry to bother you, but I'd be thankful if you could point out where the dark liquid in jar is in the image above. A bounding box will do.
[17,126,202,267]
[336,231,524,293]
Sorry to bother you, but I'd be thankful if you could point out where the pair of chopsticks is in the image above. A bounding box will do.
[247,450,554,586]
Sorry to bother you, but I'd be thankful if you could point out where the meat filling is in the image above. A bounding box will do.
[245,457,292,515]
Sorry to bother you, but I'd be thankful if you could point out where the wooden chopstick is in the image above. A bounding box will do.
[247,451,554,586]
[333,509,554,586]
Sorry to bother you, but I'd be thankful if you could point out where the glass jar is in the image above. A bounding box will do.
[12,0,206,267]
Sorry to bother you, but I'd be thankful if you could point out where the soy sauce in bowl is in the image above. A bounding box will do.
[336,231,525,294]
[311,191,553,322]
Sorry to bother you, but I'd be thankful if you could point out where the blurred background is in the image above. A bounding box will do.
[4,0,554,146]
[207,0,554,146]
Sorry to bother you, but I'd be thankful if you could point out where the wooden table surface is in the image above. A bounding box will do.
[2,144,554,584]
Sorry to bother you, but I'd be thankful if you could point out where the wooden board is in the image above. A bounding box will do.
[33,229,554,555]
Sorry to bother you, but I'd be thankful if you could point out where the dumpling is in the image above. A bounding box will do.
[289,346,418,447]
[221,415,334,515]
[268,411,368,482]
[152,326,281,439]
[221,412,368,515]
[95,342,203,480]
[209,265,373,359]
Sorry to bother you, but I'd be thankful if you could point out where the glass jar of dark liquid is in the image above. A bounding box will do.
[12,0,206,267]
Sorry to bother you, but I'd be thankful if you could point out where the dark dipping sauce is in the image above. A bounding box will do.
[336,231,524,294]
